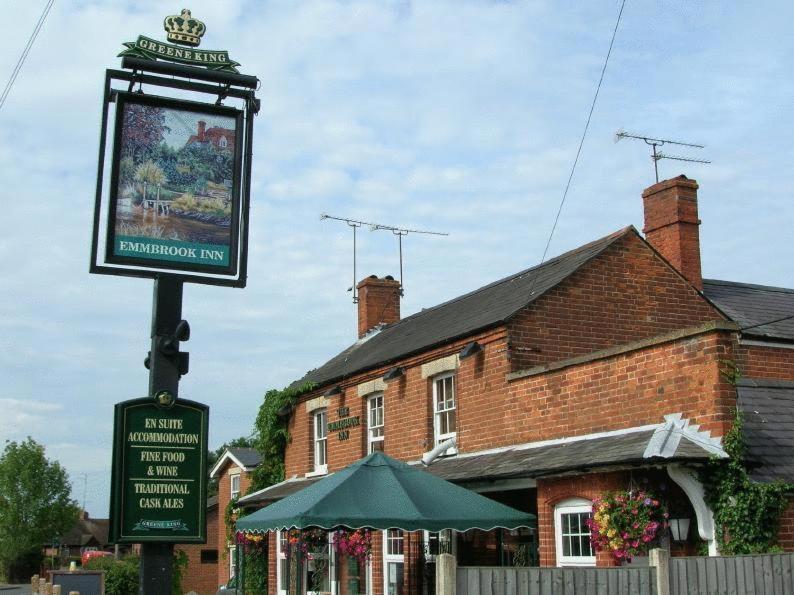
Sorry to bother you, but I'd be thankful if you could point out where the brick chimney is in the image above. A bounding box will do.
[197,120,206,142]
[642,175,703,290]
[357,275,401,338]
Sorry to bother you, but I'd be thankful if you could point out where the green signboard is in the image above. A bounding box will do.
[109,396,208,543]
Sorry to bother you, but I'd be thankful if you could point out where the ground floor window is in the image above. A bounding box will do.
[384,529,404,595]
[554,498,595,567]
[276,530,336,595]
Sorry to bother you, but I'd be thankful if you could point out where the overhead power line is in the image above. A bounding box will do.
[529,0,628,294]
[0,0,56,113]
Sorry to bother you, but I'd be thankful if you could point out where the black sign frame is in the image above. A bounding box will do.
[104,92,244,276]
[109,396,209,544]
[90,62,259,288]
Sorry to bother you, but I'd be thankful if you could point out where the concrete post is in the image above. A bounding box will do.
[649,548,670,595]
[436,553,457,595]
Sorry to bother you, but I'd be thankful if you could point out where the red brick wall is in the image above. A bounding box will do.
[215,462,255,588]
[357,276,401,338]
[737,344,794,381]
[508,232,722,371]
[537,472,628,567]
[506,330,737,441]
[779,498,794,552]
[178,505,219,595]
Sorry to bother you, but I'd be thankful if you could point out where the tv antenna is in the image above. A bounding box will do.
[615,129,711,182]
[320,213,448,302]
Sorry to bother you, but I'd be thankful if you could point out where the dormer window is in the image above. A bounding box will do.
[433,372,456,451]
[219,135,228,148]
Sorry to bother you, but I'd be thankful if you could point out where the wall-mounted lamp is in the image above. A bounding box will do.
[276,404,293,418]
[459,341,482,359]
[323,385,342,397]
[383,367,405,382]
[669,518,691,542]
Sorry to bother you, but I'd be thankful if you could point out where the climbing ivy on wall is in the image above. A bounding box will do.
[700,410,791,554]
[251,381,318,491]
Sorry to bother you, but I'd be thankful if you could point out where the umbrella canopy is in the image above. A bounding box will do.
[236,452,535,533]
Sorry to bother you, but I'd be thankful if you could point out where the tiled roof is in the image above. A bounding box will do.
[60,517,109,548]
[422,428,719,484]
[293,227,634,389]
[238,476,324,507]
[228,447,263,469]
[737,378,794,483]
[703,279,794,342]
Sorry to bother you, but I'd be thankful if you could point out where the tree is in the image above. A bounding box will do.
[0,438,79,581]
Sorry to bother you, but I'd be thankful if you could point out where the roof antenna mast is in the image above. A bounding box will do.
[615,129,711,182]
[320,214,448,302]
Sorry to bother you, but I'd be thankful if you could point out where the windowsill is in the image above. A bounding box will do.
[305,467,328,478]
[557,559,596,568]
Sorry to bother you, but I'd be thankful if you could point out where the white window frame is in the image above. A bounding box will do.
[554,498,595,567]
[230,473,241,500]
[383,529,405,595]
[229,545,237,580]
[314,408,328,474]
[432,372,457,453]
[367,393,385,453]
[277,529,338,595]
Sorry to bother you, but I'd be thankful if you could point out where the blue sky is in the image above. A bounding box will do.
[0,1,791,517]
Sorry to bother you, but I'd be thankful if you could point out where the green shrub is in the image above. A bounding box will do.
[85,556,139,595]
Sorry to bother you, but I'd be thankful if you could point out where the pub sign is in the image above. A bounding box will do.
[109,396,209,543]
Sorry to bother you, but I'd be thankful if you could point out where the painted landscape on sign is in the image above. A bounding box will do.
[111,99,238,269]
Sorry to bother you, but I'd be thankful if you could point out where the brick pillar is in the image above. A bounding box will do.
[642,175,703,291]
[357,276,401,338]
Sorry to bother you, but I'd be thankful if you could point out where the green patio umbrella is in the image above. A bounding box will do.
[236,451,535,533]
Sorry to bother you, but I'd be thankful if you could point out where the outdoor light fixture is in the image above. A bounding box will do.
[459,341,482,359]
[669,517,691,542]
[383,367,405,382]
[276,404,293,418]
[323,385,342,397]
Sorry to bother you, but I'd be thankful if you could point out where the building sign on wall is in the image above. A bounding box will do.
[105,93,243,276]
[109,395,208,543]
[329,406,360,441]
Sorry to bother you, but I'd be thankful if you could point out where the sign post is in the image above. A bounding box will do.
[93,9,259,594]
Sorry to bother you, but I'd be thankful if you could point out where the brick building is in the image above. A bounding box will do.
[234,175,793,594]
[180,447,262,593]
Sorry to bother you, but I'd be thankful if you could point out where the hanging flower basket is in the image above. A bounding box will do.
[586,490,669,561]
[333,528,373,564]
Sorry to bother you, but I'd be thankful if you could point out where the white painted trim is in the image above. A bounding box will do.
[740,338,794,350]
[357,379,387,397]
[667,464,718,555]
[209,450,259,479]
[419,422,660,465]
[421,354,460,379]
[644,413,726,459]
[554,498,595,567]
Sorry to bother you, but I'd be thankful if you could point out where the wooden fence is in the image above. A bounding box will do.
[669,553,794,594]
[456,566,658,595]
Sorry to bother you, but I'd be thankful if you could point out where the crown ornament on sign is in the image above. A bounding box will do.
[163,8,206,47]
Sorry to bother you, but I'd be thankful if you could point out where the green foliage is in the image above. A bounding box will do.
[251,381,317,491]
[85,555,139,595]
[171,548,188,595]
[701,411,792,554]
[0,438,80,580]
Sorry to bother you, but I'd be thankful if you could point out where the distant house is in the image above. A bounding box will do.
[53,511,109,556]
[184,120,235,152]
[178,447,262,594]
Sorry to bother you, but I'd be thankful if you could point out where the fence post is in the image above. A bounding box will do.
[436,553,457,595]
[649,548,670,595]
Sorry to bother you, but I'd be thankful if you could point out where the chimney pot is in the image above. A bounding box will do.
[357,276,401,338]
[642,175,703,290]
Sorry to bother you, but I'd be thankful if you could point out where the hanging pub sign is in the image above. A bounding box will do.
[105,93,243,275]
[109,394,209,543]
[90,8,259,288]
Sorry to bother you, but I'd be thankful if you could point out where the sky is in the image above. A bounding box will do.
[0,1,791,518]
